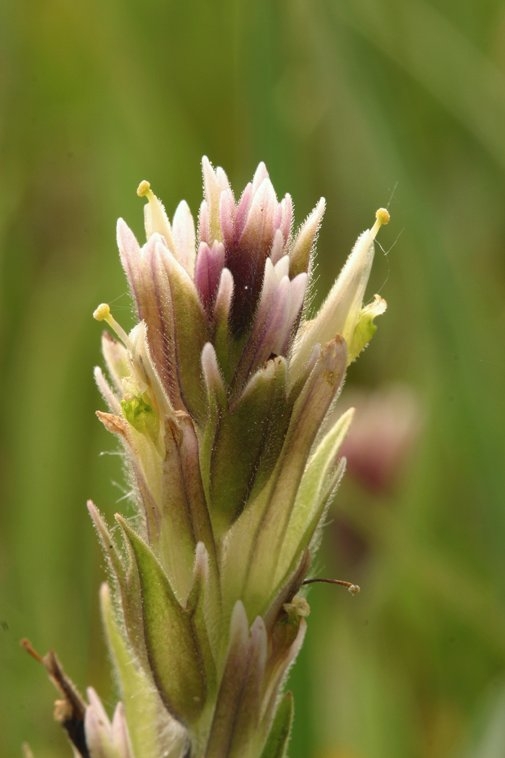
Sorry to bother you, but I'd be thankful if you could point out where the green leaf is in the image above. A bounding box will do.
[100,584,179,758]
[274,407,354,586]
[88,502,146,665]
[221,337,347,618]
[209,355,288,534]
[87,501,125,591]
[185,542,217,694]
[117,517,207,725]
[204,602,250,758]
[260,692,294,758]
[205,603,269,758]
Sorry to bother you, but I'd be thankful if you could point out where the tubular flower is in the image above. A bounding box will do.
[51,159,389,757]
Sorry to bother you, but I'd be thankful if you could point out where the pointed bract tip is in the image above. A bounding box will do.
[86,499,97,515]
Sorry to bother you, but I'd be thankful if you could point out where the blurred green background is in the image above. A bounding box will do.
[2,1,505,756]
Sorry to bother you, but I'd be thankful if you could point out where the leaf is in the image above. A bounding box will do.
[87,502,146,665]
[221,337,347,618]
[205,604,270,758]
[260,692,294,758]
[117,518,207,725]
[204,602,250,758]
[209,355,288,534]
[100,584,185,758]
[274,407,354,586]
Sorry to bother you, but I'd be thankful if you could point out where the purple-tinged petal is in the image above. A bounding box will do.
[278,193,293,245]
[225,178,278,336]
[232,275,292,390]
[252,161,270,193]
[233,182,253,242]
[199,341,227,519]
[272,254,290,280]
[286,272,308,324]
[276,273,308,356]
[119,235,181,410]
[116,219,143,311]
[201,342,226,401]
[218,188,236,250]
[232,258,307,388]
[195,241,226,314]
[213,267,234,322]
[276,272,308,357]
[269,228,285,264]
[198,199,210,244]
[202,156,232,243]
[212,268,236,380]
[111,703,133,757]
[238,176,277,255]
[85,689,134,758]
[172,200,196,275]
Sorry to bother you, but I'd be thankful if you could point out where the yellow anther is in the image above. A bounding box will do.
[136,180,153,199]
[371,207,391,239]
[93,303,111,321]
[92,302,131,348]
[376,207,390,226]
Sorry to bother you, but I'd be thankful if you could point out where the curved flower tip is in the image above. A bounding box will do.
[290,206,390,382]
[85,688,133,758]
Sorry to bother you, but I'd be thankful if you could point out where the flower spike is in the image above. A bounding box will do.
[34,159,391,757]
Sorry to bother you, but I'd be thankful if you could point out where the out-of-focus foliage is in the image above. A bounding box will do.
[1,1,505,756]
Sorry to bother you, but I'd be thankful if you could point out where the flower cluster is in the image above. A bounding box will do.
[43,158,389,757]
